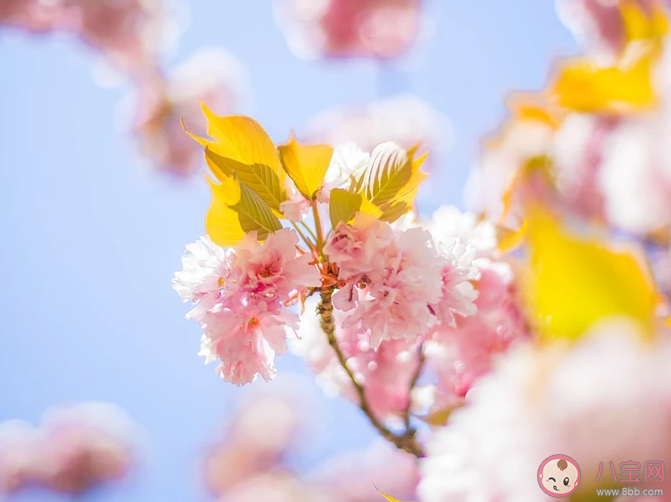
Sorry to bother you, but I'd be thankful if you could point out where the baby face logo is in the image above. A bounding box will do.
[538,455,581,497]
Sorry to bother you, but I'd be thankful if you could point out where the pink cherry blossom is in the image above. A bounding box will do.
[343,227,446,347]
[295,298,421,421]
[274,0,422,60]
[131,48,249,176]
[326,214,478,348]
[325,213,394,282]
[427,259,529,399]
[199,300,300,385]
[172,236,231,303]
[231,229,321,301]
[175,228,320,385]
[429,238,479,328]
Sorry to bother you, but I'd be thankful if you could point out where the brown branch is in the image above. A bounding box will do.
[318,284,425,458]
[403,343,426,431]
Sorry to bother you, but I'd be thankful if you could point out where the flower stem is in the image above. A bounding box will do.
[291,222,317,254]
[312,202,325,257]
[299,220,319,243]
[318,284,425,458]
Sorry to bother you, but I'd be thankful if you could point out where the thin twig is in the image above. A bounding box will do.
[290,222,317,254]
[312,202,325,257]
[318,283,425,458]
[299,220,319,243]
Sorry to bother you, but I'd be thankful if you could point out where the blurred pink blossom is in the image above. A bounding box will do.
[0,0,63,31]
[274,0,422,59]
[418,320,671,502]
[131,48,249,176]
[0,421,45,495]
[310,439,420,502]
[0,0,178,76]
[0,403,138,497]
[557,0,664,59]
[308,96,450,170]
[203,394,302,497]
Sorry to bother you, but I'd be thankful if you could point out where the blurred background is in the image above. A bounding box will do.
[0,2,578,501]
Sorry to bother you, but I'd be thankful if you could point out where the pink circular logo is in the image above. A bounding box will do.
[538,455,581,497]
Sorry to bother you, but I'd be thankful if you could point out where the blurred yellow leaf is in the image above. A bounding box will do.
[622,0,669,43]
[416,405,461,427]
[278,136,333,200]
[551,52,656,113]
[205,173,282,247]
[496,221,527,252]
[523,206,657,340]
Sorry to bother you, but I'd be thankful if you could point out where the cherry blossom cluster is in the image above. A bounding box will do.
[175,108,531,451]
[174,230,321,385]
[273,0,422,59]
[0,402,137,497]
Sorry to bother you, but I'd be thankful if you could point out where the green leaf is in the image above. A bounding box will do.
[278,136,333,200]
[230,175,283,238]
[364,143,413,207]
[205,173,282,247]
[329,189,362,228]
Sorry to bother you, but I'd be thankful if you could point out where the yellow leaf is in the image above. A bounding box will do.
[551,51,657,113]
[278,136,333,200]
[357,195,384,220]
[523,206,657,341]
[205,175,246,247]
[416,405,460,427]
[329,189,362,228]
[205,173,282,247]
[196,105,287,212]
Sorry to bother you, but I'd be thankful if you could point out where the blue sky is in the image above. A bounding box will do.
[0,2,577,501]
